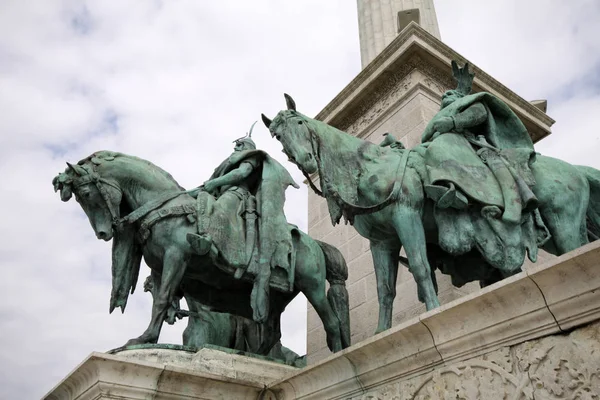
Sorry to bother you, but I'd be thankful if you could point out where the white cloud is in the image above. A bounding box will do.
[1,0,599,398]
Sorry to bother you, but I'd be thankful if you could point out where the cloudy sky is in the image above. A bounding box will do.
[1,0,599,398]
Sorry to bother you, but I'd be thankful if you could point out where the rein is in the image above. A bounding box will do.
[73,164,199,232]
[305,123,411,221]
[73,171,123,227]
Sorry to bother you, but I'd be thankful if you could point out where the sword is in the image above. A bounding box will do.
[234,194,258,279]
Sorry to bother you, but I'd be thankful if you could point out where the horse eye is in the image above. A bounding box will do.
[297,121,302,125]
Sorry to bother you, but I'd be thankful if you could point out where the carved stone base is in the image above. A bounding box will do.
[44,346,296,399]
[348,322,600,400]
[268,241,600,399]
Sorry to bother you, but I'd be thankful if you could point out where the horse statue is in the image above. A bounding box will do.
[262,90,600,335]
[52,150,351,354]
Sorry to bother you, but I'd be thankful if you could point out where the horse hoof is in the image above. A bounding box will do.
[124,336,151,347]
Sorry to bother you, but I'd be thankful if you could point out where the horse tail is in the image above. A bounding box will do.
[316,240,351,348]
[577,165,600,241]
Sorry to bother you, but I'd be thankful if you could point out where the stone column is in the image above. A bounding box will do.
[357,0,441,68]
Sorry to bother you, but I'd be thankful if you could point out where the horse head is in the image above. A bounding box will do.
[262,94,319,175]
[53,154,122,241]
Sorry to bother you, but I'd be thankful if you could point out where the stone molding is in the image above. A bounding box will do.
[268,240,600,399]
[344,324,600,400]
[315,22,554,144]
[44,347,294,400]
[340,70,453,139]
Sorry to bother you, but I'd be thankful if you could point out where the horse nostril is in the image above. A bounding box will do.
[98,231,107,239]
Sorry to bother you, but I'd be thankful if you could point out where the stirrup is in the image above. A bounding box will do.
[186,233,212,255]
[425,183,468,209]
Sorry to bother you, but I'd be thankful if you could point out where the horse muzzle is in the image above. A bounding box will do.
[300,153,318,174]
[96,229,113,241]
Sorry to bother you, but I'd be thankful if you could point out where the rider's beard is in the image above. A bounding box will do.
[440,91,463,109]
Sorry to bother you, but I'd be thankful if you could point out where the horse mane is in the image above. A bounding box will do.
[301,116,377,224]
[78,150,185,191]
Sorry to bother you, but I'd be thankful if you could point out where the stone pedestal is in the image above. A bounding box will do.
[269,240,600,399]
[47,241,600,399]
[44,346,296,400]
[306,21,556,364]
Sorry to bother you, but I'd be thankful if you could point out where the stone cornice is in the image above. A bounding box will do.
[44,351,267,399]
[315,22,555,143]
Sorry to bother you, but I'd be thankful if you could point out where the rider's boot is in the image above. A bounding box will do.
[424,183,468,209]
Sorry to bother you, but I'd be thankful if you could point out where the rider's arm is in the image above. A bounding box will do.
[452,103,487,132]
[206,162,254,190]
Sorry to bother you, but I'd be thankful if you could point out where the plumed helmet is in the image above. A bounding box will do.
[233,121,257,150]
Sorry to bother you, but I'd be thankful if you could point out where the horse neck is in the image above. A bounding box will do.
[308,119,378,183]
[100,156,182,209]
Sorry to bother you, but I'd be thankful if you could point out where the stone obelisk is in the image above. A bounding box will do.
[357,0,441,68]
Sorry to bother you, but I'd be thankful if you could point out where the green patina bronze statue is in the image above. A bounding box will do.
[187,124,299,323]
[52,126,351,358]
[263,63,600,334]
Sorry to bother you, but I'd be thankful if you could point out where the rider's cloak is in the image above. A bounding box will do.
[209,149,299,289]
[421,91,537,213]
[420,92,547,277]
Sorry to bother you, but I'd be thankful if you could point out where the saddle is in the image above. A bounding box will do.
[424,133,537,223]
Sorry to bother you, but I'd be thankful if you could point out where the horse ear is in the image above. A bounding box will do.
[284,93,296,111]
[261,113,272,129]
[67,162,86,176]
[451,60,460,79]
[66,162,78,175]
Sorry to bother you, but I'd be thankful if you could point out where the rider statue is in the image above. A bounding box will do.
[187,122,299,323]
[420,61,549,274]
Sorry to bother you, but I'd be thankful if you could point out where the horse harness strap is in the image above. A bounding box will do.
[119,189,196,227]
[331,148,411,221]
[137,203,196,243]
[309,126,412,221]
[73,171,122,226]
[303,170,324,197]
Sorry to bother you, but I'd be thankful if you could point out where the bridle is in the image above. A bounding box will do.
[71,164,193,233]
[72,170,123,227]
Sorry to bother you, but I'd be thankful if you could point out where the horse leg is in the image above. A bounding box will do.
[393,208,440,311]
[534,156,590,255]
[126,247,188,346]
[370,240,400,334]
[542,209,588,255]
[539,180,589,256]
[256,312,282,355]
[307,291,343,352]
[298,265,343,352]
